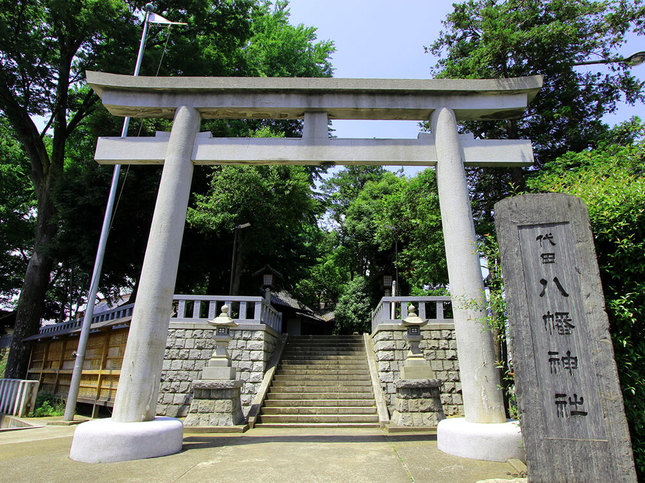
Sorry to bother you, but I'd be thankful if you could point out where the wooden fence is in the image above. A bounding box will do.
[27,327,128,410]
[24,294,282,411]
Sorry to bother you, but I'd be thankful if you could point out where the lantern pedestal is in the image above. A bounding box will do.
[184,380,245,427]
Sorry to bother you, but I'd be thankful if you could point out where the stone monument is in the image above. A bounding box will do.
[495,193,636,481]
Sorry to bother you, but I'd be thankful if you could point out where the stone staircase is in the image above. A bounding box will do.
[256,335,379,427]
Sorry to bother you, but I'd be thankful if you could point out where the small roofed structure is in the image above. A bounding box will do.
[270,290,332,336]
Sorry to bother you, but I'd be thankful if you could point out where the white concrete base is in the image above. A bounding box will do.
[69,417,183,463]
[437,418,524,462]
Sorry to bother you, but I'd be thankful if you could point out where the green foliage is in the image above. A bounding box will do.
[32,393,65,417]
[0,352,7,378]
[320,167,447,303]
[0,120,35,306]
[187,163,324,294]
[478,233,517,419]
[334,276,372,335]
[428,0,644,164]
[527,122,645,476]
[374,169,447,291]
[428,0,645,234]
[0,0,336,315]
[293,230,350,310]
[243,1,334,77]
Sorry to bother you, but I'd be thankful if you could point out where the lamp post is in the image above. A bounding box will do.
[262,272,274,304]
[228,222,251,295]
[573,50,645,67]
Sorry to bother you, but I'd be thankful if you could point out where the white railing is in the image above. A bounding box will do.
[0,379,39,417]
[171,295,282,333]
[38,303,135,338]
[35,294,284,338]
[371,296,453,333]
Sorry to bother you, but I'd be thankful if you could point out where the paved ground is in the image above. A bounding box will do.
[0,420,526,483]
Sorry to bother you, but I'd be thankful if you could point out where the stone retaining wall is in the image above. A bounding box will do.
[371,324,463,417]
[157,323,279,418]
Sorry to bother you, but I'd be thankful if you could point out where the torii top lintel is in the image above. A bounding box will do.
[86,71,543,122]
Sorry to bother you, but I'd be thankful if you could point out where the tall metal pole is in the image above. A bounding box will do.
[228,222,251,296]
[64,5,153,421]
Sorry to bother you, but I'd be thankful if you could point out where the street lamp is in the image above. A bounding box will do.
[573,50,645,67]
[229,222,251,295]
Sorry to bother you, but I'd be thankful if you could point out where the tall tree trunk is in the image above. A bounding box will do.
[2,48,72,378]
[5,182,57,378]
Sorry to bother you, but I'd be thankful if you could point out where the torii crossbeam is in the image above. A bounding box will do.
[73,71,542,462]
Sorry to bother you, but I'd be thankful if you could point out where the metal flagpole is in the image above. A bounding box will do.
[63,4,154,421]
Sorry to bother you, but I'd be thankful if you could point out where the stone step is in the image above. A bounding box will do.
[266,392,374,400]
[280,359,369,369]
[258,335,378,429]
[254,422,380,428]
[270,384,373,393]
[273,378,372,385]
[281,363,367,368]
[274,374,371,382]
[282,353,365,361]
[258,414,379,424]
[261,406,376,415]
[282,350,366,356]
[263,398,376,408]
[284,345,364,350]
[278,367,369,374]
[288,336,364,341]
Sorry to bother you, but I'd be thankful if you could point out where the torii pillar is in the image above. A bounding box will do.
[70,72,542,463]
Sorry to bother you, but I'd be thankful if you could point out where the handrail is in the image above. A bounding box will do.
[34,295,283,339]
[371,296,453,333]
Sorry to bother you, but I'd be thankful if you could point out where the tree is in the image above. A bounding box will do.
[527,120,645,476]
[428,0,645,232]
[334,276,372,335]
[0,120,35,307]
[187,162,324,295]
[0,0,335,378]
[0,0,143,378]
[374,169,447,292]
[317,168,447,303]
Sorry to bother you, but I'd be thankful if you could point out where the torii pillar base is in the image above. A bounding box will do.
[437,419,524,462]
[69,417,183,463]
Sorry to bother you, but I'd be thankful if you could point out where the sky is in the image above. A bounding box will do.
[285,0,645,142]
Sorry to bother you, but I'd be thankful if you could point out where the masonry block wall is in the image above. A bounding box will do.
[157,323,279,418]
[371,324,464,417]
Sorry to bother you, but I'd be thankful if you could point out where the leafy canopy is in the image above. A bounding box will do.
[428,0,645,163]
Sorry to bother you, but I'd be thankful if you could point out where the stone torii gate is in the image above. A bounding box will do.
[70,72,542,463]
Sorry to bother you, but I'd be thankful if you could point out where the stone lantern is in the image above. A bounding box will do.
[390,304,445,429]
[202,304,238,380]
[185,304,245,428]
[400,304,434,380]
[383,274,393,297]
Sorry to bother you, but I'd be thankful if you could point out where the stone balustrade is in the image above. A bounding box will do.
[371,296,452,333]
[32,294,282,339]
[371,324,463,417]
[157,323,280,418]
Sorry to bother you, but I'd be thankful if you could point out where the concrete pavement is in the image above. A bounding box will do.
[0,420,526,482]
